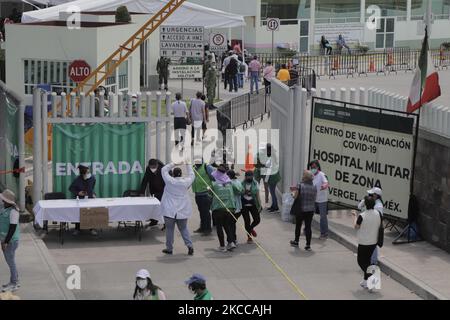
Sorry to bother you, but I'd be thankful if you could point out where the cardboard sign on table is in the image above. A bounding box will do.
[80,207,109,230]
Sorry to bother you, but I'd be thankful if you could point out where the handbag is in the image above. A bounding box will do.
[377,211,384,248]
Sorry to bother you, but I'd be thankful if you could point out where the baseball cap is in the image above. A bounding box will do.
[367,187,382,197]
[185,273,206,286]
[136,269,150,279]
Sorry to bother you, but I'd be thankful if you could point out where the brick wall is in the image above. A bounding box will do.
[414,129,450,253]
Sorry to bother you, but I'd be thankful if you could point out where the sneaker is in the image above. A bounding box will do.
[304,246,312,251]
[217,246,227,253]
[233,241,238,247]
[90,229,98,236]
[1,283,13,289]
[290,240,299,247]
[188,247,194,256]
[1,283,20,292]
[247,237,254,244]
[226,242,237,251]
[319,235,328,240]
[162,249,173,255]
[360,280,368,289]
[201,230,212,237]
[251,229,257,237]
[193,228,203,234]
[72,229,80,236]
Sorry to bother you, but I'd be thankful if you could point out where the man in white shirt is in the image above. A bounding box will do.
[160,163,196,256]
[358,187,384,265]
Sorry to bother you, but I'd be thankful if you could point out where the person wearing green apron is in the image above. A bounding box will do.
[0,189,21,293]
[185,273,213,300]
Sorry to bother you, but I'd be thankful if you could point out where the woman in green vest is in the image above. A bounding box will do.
[210,164,236,252]
[133,269,166,300]
[0,189,20,293]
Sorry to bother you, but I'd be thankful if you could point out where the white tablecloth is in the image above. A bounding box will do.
[33,197,162,228]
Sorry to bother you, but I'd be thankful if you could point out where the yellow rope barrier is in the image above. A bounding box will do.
[192,165,309,300]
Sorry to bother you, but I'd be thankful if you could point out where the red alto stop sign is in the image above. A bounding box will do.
[68,60,91,83]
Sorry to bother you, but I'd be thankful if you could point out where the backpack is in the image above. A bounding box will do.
[239,63,246,73]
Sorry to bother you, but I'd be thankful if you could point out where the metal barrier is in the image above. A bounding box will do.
[253,48,449,78]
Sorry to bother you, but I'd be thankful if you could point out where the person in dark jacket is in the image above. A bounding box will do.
[69,165,97,236]
[140,159,166,227]
[226,57,239,93]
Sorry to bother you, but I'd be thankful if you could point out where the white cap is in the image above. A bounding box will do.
[136,269,150,279]
[367,187,382,197]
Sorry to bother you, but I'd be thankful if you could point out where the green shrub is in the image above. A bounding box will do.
[115,6,131,23]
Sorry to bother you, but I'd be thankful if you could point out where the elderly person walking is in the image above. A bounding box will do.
[160,162,195,256]
[0,190,20,292]
[290,171,317,251]
[353,196,382,289]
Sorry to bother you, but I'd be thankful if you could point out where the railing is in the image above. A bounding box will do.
[253,48,450,79]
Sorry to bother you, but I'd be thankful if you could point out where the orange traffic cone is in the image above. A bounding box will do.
[241,144,255,173]
[369,59,375,72]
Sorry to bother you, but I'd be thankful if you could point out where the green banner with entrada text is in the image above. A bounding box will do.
[52,123,145,199]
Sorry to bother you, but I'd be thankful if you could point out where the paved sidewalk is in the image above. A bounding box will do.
[316,210,450,300]
[0,224,75,300]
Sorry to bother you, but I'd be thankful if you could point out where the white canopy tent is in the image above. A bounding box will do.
[21,0,246,28]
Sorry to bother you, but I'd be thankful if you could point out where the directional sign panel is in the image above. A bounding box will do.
[160,25,205,58]
[169,65,203,79]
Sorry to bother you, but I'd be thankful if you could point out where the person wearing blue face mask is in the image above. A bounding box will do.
[69,165,97,236]
[309,160,329,240]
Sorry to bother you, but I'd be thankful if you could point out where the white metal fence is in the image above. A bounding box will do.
[32,89,173,203]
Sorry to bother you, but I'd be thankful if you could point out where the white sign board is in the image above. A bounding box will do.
[310,102,416,220]
[169,65,203,79]
[267,18,280,31]
[209,33,227,53]
[314,23,364,45]
[160,25,204,58]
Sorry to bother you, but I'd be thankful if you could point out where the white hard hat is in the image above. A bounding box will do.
[367,187,382,197]
[136,269,150,279]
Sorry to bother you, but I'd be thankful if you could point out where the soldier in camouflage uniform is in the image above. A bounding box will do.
[157,57,170,91]
[205,61,217,109]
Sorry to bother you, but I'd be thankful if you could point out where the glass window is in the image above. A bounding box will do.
[316,0,360,20]
[376,34,385,48]
[411,0,450,17]
[385,33,394,48]
[367,1,407,17]
[261,0,310,20]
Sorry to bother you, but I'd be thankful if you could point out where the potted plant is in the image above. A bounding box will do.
[115,6,131,23]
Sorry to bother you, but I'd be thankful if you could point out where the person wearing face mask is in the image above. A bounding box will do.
[309,160,329,240]
[185,273,213,300]
[358,187,384,265]
[210,164,235,252]
[255,143,281,213]
[133,269,166,300]
[140,159,166,227]
[160,162,195,256]
[240,171,262,244]
[192,158,215,236]
[0,190,21,293]
[226,170,243,250]
[69,165,97,236]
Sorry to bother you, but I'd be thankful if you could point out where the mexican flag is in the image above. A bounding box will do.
[407,27,441,113]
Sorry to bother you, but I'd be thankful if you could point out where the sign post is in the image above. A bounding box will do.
[266,18,280,62]
[168,65,203,97]
[160,26,205,59]
[68,60,91,83]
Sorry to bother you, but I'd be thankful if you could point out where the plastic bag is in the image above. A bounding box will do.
[366,265,381,291]
[281,193,295,222]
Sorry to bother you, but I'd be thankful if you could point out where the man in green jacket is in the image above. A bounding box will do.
[185,273,213,300]
[192,158,215,236]
[241,171,262,244]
